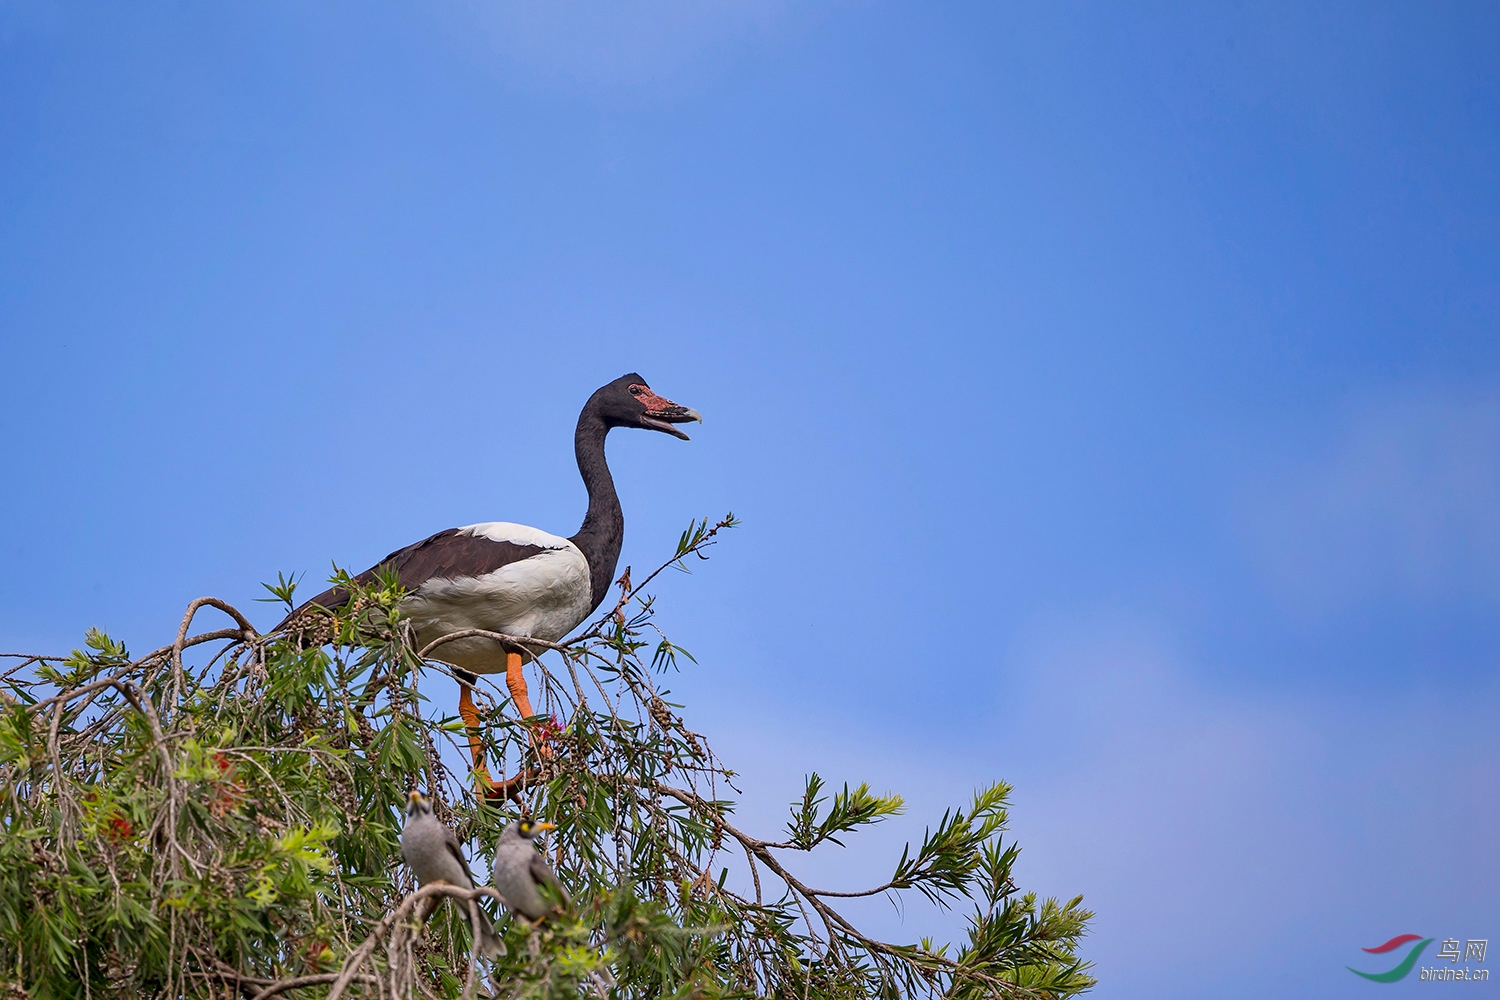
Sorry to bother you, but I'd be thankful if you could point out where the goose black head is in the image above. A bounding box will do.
[589,373,702,440]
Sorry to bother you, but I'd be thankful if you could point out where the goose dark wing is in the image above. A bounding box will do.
[278,528,550,628]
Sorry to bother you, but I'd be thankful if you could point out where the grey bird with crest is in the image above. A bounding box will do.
[400,791,505,957]
[493,818,571,922]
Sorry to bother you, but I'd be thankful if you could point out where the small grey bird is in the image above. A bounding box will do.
[400,791,504,957]
[493,818,571,922]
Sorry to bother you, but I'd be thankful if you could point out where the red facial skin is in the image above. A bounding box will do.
[630,384,683,416]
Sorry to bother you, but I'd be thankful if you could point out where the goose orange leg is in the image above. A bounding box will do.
[505,651,536,720]
[507,651,558,761]
[457,678,494,787]
[458,654,550,801]
[459,675,531,801]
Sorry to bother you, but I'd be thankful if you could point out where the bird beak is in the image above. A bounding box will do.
[408,791,423,804]
[637,387,703,440]
[533,822,557,832]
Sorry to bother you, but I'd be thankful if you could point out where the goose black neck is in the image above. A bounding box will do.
[569,409,623,612]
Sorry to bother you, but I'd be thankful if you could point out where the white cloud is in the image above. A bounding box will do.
[991,617,1334,992]
[1239,389,1500,614]
[694,609,1500,997]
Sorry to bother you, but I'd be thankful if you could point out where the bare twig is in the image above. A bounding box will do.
[250,972,378,1000]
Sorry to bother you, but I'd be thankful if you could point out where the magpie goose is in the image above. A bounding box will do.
[280,373,699,796]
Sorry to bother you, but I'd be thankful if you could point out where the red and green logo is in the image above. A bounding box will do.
[1348,934,1434,982]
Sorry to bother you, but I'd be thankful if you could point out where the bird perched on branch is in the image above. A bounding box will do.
[493,818,571,922]
[277,374,700,797]
[399,791,505,958]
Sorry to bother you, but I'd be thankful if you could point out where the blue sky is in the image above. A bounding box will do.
[2,2,1497,995]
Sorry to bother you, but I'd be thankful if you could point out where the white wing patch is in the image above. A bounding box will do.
[460,522,574,550]
[403,538,592,661]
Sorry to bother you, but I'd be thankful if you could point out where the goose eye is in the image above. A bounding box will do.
[629,386,643,396]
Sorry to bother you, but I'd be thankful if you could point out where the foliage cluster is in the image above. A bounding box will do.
[0,518,1093,999]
